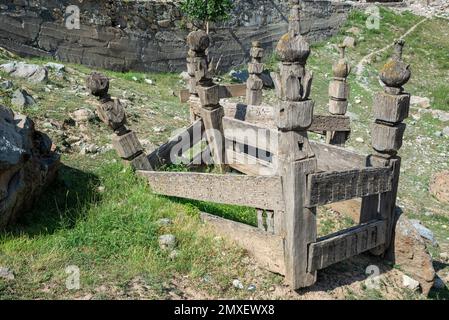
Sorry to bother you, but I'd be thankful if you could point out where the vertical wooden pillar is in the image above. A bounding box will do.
[246,41,264,106]
[187,30,226,171]
[186,48,199,122]
[272,3,318,288]
[326,44,350,146]
[361,40,411,256]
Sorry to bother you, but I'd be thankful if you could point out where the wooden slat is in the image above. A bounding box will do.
[222,101,275,126]
[179,84,247,103]
[147,120,204,169]
[308,115,351,132]
[200,212,285,275]
[225,148,276,176]
[138,171,285,211]
[308,220,387,271]
[310,141,370,171]
[222,116,278,153]
[305,167,393,207]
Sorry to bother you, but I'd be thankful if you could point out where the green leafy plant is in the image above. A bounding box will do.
[180,0,234,33]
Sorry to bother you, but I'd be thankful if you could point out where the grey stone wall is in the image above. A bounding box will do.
[0,0,352,72]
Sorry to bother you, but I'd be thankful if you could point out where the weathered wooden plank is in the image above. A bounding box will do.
[138,171,285,211]
[179,84,247,103]
[310,141,370,171]
[200,212,285,275]
[222,116,278,153]
[222,101,275,126]
[308,220,387,271]
[308,115,350,132]
[225,148,275,176]
[305,167,393,207]
[147,119,204,169]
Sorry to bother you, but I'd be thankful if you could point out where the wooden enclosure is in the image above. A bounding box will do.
[88,1,412,290]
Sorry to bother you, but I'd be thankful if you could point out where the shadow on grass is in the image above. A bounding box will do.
[2,164,101,237]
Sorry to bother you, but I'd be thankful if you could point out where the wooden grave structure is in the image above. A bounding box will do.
[86,2,412,290]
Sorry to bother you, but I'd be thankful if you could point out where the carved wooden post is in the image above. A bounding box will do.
[272,8,318,288]
[186,42,199,122]
[86,72,152,171]
[326,44,350,146]
[361,40,411,255]
[187,30,226,171]
[246,41,264,106]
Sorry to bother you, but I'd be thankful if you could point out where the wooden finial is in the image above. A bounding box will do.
[379,39,411,94]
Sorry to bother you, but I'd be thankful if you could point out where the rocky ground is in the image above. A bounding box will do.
[0,7,448,300]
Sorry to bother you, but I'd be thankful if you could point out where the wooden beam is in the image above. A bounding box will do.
[305,167,393,207]
[222,101,275,126]
[308,115,351,132]
[180,84,247,103]
[308,220,387,271]
[225,148,276,176]
[147,120,204,169]
[138,171,285,211]
[310,141,370,171]
[201,212,285,275]
[222,116,278,153]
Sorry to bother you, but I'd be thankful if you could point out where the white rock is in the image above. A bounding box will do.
[410,96,431,109]
[159,234,176,251]
[157,218,172,226]
[11,89,35,109]
[72,108,95,123]
[402,274,421,291]
[355,137,364,143]
[144,79,154,85]
[0,267,14,280]
[232,279,244,289]
[169,250,179,260]
[247,284,257,292]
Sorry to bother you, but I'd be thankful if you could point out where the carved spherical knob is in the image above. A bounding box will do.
[276,33,310,64]
[187,30,210,53]
[379,39,411,88]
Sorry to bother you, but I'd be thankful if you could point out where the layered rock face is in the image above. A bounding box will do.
[0,105,60,228]
[0,0,351,72]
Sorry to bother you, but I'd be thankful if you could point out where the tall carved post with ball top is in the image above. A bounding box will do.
[272,7,318,287]
[361,39,411,255]
[246,41,264,106]
[327,44,351,146]
[187,30,226,171]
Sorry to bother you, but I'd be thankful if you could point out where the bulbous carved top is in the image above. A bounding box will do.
[86,72,109,98]
[380,39,411,89]
[332,44,350,79]
[276,32,310,65]
[187,30,210,53]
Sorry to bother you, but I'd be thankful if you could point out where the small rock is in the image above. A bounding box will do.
[433,277,446,290]
[132,76,138,82]
[72,108,95,123]
[402,274,420,291]
[346,26,361,35]
[410,220,438,246]
[434,131,443,137]
[0,80,13,89]
[97,186,105,193]
[343,36,356,48]
[157,218,172,226]
[355,98,362,104]
[144,79,154,85]
[80,144,98,155]
[44,62,65,73]
[410,96,430,109]
[430,171,449,204]
[169,250,179,260]
[247,284,257,292]
[159,234,176,251]
[153,126,166,133]
[440,252,448,261]
[11,89,35,109]
[442,127,449,137]
[232,279,244,290]
[0,267,14,280]
[355,137,364,143]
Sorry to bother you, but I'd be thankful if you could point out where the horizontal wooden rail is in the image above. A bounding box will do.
[138,171,285,211]
[180,84,247,103]
[147,119,204,168]
[305,167,393,207]
[225,148,276,176]
[223,116,278,154]
[310,141,371,171]
[308,115,351,132]
[308,220,387,271]
[201,212,285,275]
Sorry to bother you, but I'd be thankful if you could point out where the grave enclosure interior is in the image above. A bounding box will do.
[87,1,412,289]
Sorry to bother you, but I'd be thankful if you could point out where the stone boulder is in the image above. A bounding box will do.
[430,171,449,204]
[0,61,48,83]
[0,105,60,228]
[389,214,436,296]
